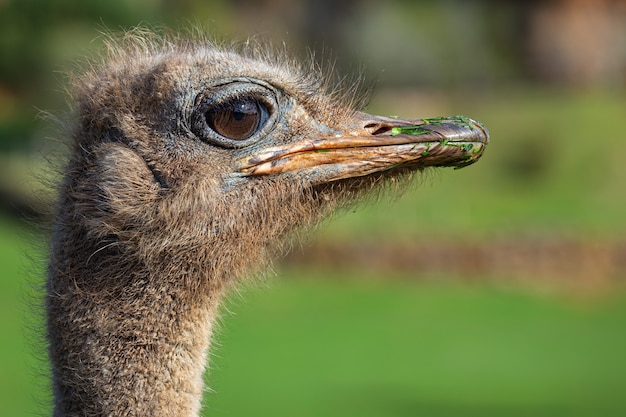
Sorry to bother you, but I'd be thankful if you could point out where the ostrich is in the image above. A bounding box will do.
[47,31,488,417]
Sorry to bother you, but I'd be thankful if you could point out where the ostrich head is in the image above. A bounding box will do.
[47,31,488,417]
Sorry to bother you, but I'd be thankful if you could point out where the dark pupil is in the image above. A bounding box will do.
[206,99,260,140]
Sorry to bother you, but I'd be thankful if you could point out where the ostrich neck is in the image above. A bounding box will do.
[46,143,319,416]
[47,235,224,417]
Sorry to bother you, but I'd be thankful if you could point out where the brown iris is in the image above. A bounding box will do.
[205,99,265,140]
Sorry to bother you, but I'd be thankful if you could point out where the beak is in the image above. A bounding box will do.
[237,113,489,184]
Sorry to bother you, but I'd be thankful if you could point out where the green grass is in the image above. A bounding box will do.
[207,274,626,417]
[0,217,48,417]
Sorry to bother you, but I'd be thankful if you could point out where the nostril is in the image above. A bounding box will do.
[364,123,392,136]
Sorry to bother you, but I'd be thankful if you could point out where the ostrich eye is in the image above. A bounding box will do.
[191,82,278,148]
[205,98,269,140]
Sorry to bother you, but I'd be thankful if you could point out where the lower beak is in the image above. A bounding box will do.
[237,114,489,184]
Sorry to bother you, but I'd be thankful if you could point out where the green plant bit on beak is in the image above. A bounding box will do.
[424,115,478,131]
[390,116,479,137]
[391,126,430,136]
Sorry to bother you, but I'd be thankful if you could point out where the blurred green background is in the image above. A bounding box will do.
[1,1,626,416]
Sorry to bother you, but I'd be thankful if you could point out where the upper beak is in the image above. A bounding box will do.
[237,113,489,184]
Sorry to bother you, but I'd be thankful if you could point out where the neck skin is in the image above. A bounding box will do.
[44,141,238,416]
[47,245,224,417]
[45,145,231,416]
[46,142,323,416]
[45,148,228,416]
